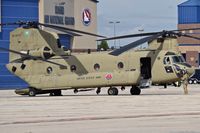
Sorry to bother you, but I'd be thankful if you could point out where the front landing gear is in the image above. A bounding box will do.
[130,86,141,95]
[108,87,118,95]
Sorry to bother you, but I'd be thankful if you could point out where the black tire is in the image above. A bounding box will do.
[51,90,62,96]
[74,89,78,94]
[29,88,36,97]
[173,81,181,87]
[130,86,141,95]
[96,88,101,95]
[108,87,118,95]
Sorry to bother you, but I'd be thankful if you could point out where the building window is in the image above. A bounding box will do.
[118,62,124,69]
[55,6,64,15]
[50,16,64,25]
[71,65,77,72]
[44,15,50,24]
[94,63,100,71]
[65,17,75,25]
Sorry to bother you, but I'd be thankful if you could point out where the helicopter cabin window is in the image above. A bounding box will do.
[118,62,124,69]
[94,63,100,71]
[12,66,17,73]
[163,57,171,65]
[47,67,53,74]
[21,64,26,70]
[70,65,77,72]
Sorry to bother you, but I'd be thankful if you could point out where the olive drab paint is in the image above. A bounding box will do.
[5,27,195,96]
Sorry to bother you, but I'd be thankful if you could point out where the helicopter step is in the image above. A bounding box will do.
[140,79,152,88]
[73,88,95,94]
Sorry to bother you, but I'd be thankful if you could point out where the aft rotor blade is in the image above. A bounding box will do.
[58,30,82,37]
[39,23,106,38]
[110,33,162,56]
[0,47,67,68]
[97,32,161,41]
[0,22,21,26]
[179,34,200,40]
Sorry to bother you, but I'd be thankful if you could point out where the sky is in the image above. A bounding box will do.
[97,0,186,47]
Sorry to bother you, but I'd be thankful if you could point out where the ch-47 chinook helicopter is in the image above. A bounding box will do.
[0,21,198,96]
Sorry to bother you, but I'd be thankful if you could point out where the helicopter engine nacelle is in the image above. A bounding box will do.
[21,46,54,59]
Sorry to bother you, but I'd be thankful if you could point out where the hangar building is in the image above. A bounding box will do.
[178,0,200,67]
[0,0,98,89]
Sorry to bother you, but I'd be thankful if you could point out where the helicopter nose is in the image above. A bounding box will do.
[186,67,195,77]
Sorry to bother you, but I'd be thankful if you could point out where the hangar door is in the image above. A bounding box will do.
[0,0,38,89]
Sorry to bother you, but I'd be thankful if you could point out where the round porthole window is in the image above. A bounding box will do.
[47,67,53,74]
[94,63,100,71]
[71,65,77,72]
[118,62,124,69]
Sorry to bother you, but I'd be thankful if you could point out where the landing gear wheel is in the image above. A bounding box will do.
[54,90,62,96]
[121,86,125,91]
[96,87,101,95]
[173,81,181,87]
[130,86,141,95]
[50,90,62,96]
[29,88,36,97]
[74,89,78,94]
[108,87,118,95]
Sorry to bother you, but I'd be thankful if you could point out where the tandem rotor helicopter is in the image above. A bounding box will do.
[0,21,199,96]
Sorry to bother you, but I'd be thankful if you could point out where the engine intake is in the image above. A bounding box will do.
[21,46,54,59]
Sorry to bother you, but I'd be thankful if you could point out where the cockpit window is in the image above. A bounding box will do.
[172,56,185,63]
[57,39,62,48]
[164,57,171,65]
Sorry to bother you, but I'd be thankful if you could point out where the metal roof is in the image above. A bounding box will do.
[178,0,200,6]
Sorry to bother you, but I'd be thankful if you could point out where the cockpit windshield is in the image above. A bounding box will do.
[172,56,185,63]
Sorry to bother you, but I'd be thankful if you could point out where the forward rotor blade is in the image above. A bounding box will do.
[0,47,67,68]
[110,33,162,56]
[173,28,200,32]
[97,32,161,41]
[39,23,106,38]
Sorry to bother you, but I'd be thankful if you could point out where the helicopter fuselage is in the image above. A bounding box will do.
[6,49,192,92]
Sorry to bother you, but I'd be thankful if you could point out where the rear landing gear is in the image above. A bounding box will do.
[74,89,78,94]
[130,86,141,95]
[108,87,118,95]
[96,87,101,95]
[50,90,62,96]
[29,87,36,97]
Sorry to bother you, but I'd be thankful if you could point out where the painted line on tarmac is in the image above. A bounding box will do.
[1,112,200,125]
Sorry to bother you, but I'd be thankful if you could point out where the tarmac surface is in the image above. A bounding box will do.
[1,85,200,133]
